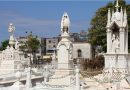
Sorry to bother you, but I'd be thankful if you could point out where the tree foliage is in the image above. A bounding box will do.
[88,0,130,55]
[0,40,9,51]
[26,34,40,53]
[19,33,40,64]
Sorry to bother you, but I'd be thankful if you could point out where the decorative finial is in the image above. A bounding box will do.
[124,8,126,14]
[111,9,114,21]
[121,7,123,15]
[8,23,15,33]
[121,7,123,11]
[8,23,15,47]
[120,7,123,25]
[108,8,110,12]
[107,8,111,27]
[112,9,114,15]
[115,0,119,12]
[124,8,127,23]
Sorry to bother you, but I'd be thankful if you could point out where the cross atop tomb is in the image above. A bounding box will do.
[8,23,15,48]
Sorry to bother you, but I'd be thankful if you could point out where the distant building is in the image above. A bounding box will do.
[73,43,92,59]
[17,36,42,57]
[45,37,58,55]
[17,36,28,42]
[70,33,79,42]
[69,30,88,42]
[69,31,92,59]
[17,29,91,61]
[79,30,88,42]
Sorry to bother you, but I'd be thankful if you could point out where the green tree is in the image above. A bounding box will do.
[27,34,40,64]
[0,40,9,51]
[19,33,40,65]
[88,0,130,56]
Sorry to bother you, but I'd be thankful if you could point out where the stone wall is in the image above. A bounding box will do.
[73,43,92,59]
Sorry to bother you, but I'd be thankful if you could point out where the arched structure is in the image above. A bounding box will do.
[104,0,130,73]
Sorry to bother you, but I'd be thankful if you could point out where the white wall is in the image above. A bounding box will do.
[73,43,92,59]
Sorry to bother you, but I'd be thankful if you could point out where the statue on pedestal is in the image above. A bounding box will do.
[15,39,19,50]
[111,34,120,53]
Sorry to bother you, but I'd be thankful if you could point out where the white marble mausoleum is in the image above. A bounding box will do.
[104,0,130,73]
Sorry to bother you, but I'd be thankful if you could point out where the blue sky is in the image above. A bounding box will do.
[0,0,130,42]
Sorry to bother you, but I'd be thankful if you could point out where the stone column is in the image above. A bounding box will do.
[75,66,80,90]
[125,29,128,53]
[107,28,111,53]
[120,28,125,53]
[43,65,49,83]
[26,67,32,89]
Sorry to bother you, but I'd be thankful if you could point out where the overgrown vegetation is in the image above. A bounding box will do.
[0,40,9,51]
[80,55,104,71]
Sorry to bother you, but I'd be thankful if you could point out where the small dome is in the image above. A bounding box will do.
[112,12,121,21]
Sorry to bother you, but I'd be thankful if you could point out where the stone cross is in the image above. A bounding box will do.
[8,23,15,47]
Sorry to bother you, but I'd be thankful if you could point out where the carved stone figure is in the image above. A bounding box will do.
[111,34,120,52]
[15,40,19,50]
[69,46,73,60]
